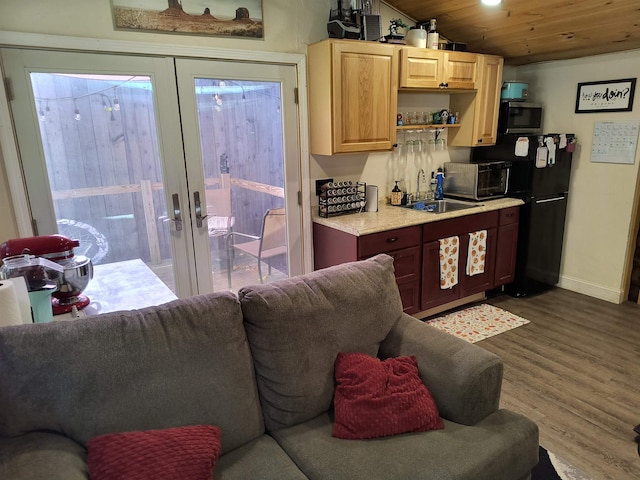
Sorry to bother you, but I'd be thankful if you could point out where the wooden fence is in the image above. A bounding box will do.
[52,176,284,264]
[34,70,286,265]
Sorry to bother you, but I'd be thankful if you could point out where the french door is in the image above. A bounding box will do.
[1,48,302,299]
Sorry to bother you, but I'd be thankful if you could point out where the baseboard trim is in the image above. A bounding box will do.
[557,274,624,304]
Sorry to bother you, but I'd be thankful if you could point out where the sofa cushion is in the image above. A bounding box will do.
[239,254,403,431]
[0,432,88,480]
[270,411,539,480]
[87,425,221,480]
[0,292,263,454]
[214,434,309,480]
[332,352,443,439]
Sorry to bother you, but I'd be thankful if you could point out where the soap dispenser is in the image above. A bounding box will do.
[391,181,402,206]
[434,168,445,200]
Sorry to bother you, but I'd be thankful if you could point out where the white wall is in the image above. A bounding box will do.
[0,0,329,55]
[514,50,640,302]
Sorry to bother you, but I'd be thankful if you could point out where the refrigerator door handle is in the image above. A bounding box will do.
[535,196,565,204]
[504,167,511,195]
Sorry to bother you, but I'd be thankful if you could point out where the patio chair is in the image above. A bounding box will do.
[205,188,234,238]
[226,207,287,289]
[205,188,235,272]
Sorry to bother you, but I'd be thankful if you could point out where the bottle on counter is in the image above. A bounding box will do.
[427,19,439,50]
[434,168,445,200]
[426,172,436,200]
[391,181,402,206]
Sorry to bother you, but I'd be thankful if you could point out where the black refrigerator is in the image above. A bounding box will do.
[472,134,574,296]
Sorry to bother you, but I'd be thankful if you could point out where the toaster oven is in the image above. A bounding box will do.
[443,161,511,201]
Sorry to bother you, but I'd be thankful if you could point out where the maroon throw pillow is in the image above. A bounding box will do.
[332,352,444,440]
[87,425,221,480]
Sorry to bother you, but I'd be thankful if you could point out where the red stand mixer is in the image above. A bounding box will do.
[0,234,94,315]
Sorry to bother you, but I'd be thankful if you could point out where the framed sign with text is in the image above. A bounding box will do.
[575,78,636,113]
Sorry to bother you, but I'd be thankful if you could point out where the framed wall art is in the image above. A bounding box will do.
[575,78,636,113]
[111,0,263,38]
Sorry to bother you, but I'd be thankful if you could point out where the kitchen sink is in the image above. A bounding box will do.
[402,198,482,214]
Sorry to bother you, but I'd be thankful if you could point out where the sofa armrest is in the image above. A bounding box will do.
[378,313,503,426]
[0,432,87,480]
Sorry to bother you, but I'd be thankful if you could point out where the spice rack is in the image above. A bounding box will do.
[318,181,366,218]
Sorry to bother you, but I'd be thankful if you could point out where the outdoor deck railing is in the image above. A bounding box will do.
[51,175,284,264]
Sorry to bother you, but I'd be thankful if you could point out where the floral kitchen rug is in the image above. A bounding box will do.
[533,446,593,480]
[425,303,530,343]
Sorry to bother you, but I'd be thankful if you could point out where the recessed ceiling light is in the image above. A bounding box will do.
[481,0,501,5]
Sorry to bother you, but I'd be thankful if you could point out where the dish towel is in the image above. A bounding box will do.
[466,230,487,276]
[439,236,459,289]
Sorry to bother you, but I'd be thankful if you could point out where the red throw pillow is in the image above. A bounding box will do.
[332,352,444,440]
[87,425,221,480]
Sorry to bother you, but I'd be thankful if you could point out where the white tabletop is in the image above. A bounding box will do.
[60,258,178,319]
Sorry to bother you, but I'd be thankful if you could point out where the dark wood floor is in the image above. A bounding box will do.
[478,287,640,480]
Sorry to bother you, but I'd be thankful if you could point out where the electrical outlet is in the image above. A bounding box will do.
[315,178,333,196]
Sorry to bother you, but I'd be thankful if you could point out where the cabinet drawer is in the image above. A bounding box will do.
[422,211,498,243]
[358,226,421,258]
[499,206,520,225]
[386,245,421,282]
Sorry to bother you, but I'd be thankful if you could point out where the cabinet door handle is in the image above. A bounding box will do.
[386,237,399,243]
[439,82,449,89]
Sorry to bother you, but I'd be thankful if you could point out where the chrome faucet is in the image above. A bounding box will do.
[416,168,425,200]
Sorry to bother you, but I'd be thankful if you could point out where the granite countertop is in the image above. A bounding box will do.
[312,197,524,236]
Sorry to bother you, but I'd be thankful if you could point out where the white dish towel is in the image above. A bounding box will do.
[439,236,459,289]
[466,230,487,276]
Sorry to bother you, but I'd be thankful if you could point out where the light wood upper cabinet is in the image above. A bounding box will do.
[449,54,504,147]
[399,47,478,90]
[443,51,479,90]
[399,47,442,89]
[308,39,398,155]
[473,54,504,145]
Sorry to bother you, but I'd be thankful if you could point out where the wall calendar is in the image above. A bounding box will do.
[590,120,640,164]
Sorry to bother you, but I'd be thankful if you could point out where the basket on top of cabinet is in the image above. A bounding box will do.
[318,181,366,218]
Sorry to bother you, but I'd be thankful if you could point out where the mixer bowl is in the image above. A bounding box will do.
[53,255,93,307]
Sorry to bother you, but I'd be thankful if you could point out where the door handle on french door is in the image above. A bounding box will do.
[172,193,183,231]
[194,191,207,228]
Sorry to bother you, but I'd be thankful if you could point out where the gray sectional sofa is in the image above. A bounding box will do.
[0,254,539,480]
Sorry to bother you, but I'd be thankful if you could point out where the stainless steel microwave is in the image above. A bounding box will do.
[498,101,543,135]
[443,161,511,201]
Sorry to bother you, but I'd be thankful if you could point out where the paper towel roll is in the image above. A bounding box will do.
[365,185,378,212]
[0,281,23,327]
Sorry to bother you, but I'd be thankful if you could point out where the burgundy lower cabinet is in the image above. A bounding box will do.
[421,211,498,312]
[313,206,519,316]
[313,223,422,315]
[494,206,520,287]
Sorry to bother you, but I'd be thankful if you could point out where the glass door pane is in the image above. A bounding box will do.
[2,49,195,311]
[29,73,164,264]
[176,59,302,293]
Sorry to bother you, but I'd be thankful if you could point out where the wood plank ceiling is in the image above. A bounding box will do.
[384,0,640,65]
